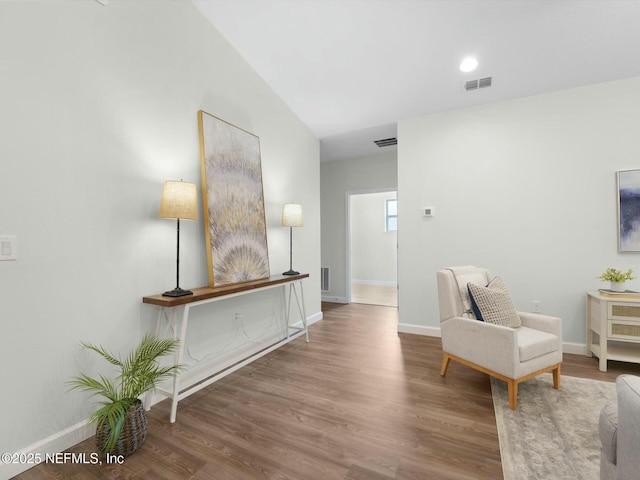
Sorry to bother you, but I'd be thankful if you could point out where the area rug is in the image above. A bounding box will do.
[491,374,616,480]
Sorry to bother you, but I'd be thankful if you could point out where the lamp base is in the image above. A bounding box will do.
[162,287,193,297]
[282,269,300,276]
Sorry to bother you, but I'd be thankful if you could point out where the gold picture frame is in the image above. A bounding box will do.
[198,110,270,287]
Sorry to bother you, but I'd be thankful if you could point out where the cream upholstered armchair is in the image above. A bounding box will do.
[436,266,563,409]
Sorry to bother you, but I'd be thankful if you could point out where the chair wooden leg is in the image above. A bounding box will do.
[440,353,451,376]
[552,364,561,389]
[508,380,518,410]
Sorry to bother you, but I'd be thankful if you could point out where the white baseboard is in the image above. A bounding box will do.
[2,311,323,480]
[563,342,587,355]
[397,323,441,337]
[290,311,322,328]
[321,296,348,303]
[1,420,94,479]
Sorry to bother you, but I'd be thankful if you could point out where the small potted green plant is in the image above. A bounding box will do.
[68,334,182,457]
[597,268,636,292]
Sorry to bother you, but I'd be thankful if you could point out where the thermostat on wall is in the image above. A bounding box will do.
[0,235,17,261]
[423,207,435,217]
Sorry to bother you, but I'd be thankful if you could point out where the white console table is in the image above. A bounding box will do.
[587,291,640,372]
[142,273,309,422]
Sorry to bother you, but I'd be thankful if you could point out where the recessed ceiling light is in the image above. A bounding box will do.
[459,57,478,73]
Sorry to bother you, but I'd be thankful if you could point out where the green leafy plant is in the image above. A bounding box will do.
[68,334,182,454]
[597,268,636,283]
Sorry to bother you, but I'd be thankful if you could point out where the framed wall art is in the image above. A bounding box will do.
[198,110,270,287]
[617,169,640,253]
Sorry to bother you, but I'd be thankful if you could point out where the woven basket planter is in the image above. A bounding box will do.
[95,399,148,457]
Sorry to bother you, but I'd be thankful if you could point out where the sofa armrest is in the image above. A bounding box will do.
[599,402,618,467]
[617,375,640,480]
[518,311,562,340]
[441,316,519,378]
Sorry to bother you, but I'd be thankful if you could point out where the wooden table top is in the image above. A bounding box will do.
[142,273,309,307]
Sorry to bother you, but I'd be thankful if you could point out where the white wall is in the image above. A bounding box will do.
[398,76,640,345]
[0,2,320,475]
[350,191,397,284]
[320,153,397,301]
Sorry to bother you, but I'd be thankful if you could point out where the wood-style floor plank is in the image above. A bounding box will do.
[14,302,640,480]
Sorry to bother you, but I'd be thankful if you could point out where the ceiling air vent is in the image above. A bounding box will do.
[479,77,492,88]
[465,80,479,91]
[374,137,397,147]
[465,76,492,91]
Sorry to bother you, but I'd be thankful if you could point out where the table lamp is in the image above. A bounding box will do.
[159,180,198,296]
[281,203,302,276]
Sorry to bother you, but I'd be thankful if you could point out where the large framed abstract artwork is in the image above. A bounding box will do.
[198,110,270,287]
[617,169,640,253]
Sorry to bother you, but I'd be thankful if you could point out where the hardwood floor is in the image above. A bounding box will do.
[15,303,640,480]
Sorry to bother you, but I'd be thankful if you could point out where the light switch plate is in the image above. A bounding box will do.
[0,235,17,261]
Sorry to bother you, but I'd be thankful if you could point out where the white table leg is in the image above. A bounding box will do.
[282,284,291,338]
[170,304,190,423]
[292,281,309,342]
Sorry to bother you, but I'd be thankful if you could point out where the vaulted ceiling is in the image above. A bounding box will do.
[192,1,640,162]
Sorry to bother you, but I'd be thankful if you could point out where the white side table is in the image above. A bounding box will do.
[586,291,640,372]
[143,274,309,422]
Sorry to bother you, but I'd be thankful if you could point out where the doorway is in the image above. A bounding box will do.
[347,189,397,307]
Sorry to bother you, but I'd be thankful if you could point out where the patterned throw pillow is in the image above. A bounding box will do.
[467,276,521,328]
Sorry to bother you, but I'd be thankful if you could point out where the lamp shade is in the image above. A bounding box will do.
[158,181,198,220]
[281,203,303,227]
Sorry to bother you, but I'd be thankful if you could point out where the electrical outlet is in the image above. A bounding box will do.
[532,300,541,314]
[0,235,17,261]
